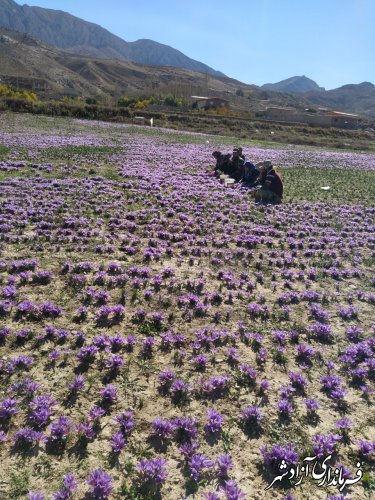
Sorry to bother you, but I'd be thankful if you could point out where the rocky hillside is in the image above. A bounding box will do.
[305,82,375,117]
[261,76,375,119]
[0,0,225,77]
[0,27,256,102]
[0,23,374,119]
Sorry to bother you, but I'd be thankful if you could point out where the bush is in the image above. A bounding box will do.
[164,94,187,108]
[118,96,137,108]
[0,84,38,102]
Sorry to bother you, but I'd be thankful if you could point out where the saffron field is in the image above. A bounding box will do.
[0,113,374,500]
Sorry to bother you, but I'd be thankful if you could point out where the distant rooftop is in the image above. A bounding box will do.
[190,96,229,102]
[326,111,360,118]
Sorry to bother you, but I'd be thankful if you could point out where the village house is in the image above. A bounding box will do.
[325,111,361,129]
[263,106,296,121]
[264,106,362,129]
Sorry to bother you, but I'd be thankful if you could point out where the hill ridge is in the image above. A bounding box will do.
[0,0,225,77]
[262,75,325,93]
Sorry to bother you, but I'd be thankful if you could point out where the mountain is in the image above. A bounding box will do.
[0,19,374,121]
[2,26,375,120]
[0,0,225,77]
[262,76,325,93]
[0,27,256,102]
[305,82,375,117]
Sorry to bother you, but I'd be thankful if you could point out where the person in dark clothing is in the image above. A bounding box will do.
[237,147,245,162]
[254,161,283,203]
[230,148,245,181]
[212,151,231,175]
[241,161,259,187]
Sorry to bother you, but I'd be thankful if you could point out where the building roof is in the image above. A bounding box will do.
[191,96,229,102]
[266,106,296,111]
[326,111,361,118]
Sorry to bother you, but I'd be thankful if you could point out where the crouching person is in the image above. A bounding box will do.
[212,151,231,175]
[242,161,259,187]
[253,161,283,203]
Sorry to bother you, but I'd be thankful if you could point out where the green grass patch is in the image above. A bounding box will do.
[0,169,36,181]
[0,145,11,159]
[39,145,123,161]
[281,166,375,205]
[9,470,30,498]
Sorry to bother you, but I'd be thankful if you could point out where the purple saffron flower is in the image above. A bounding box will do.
[357,439,375,459]
[28,493,45,500]
[0,397,18,419]
[296,343,315,368]
[312,433,341,458]
[277,398,294,418]
[188,453,213,481]
[53,472,78,499]
[99,384,118,404]
[216,454,234,478]
[260,443,299,469]
[204,408,224,434]
[104,354,124,370]
[335,417,352,430]
[281,494,296,500]
[309,304,330,323]
[124,334,137,351]
[0,327,12,341]
[151,417,175,439]
[68,375,85,392]
[40,301,63,318]
[289,371,308,391]
[259,379,270,393]
[49,416,72,442]
[273,330,288,345]
[338,305,358,320]
[13,427,45,447]
[77,345,99,364]
[346,326,363,343]
[158,369,175,387]
[142,336,156,354]
[238,363,257,385]
[174,416,199,442]
[136,457,169,485]
[63,472,78,493]
[239,405,263,426]
[88,406,106,422]
[304,398,320,412]
[28,394,55,428]
[48,350,61,362]
[256,347,268,365]
[109,432,126,453]
[114,410,135,435]
[219,479,246,499]
[170,378,190,399]
[75,422,96,441]
[309,322,333,342]
[87,469,113,499]
[193,354,208,370]
[320,374,346,400]
[203,493,220,500]
[178,440,200,458]
[226,347,239,363]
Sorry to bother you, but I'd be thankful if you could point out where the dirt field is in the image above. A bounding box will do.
[0,114,374,499]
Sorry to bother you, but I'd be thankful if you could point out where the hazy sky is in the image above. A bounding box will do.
[17,0,375,90]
